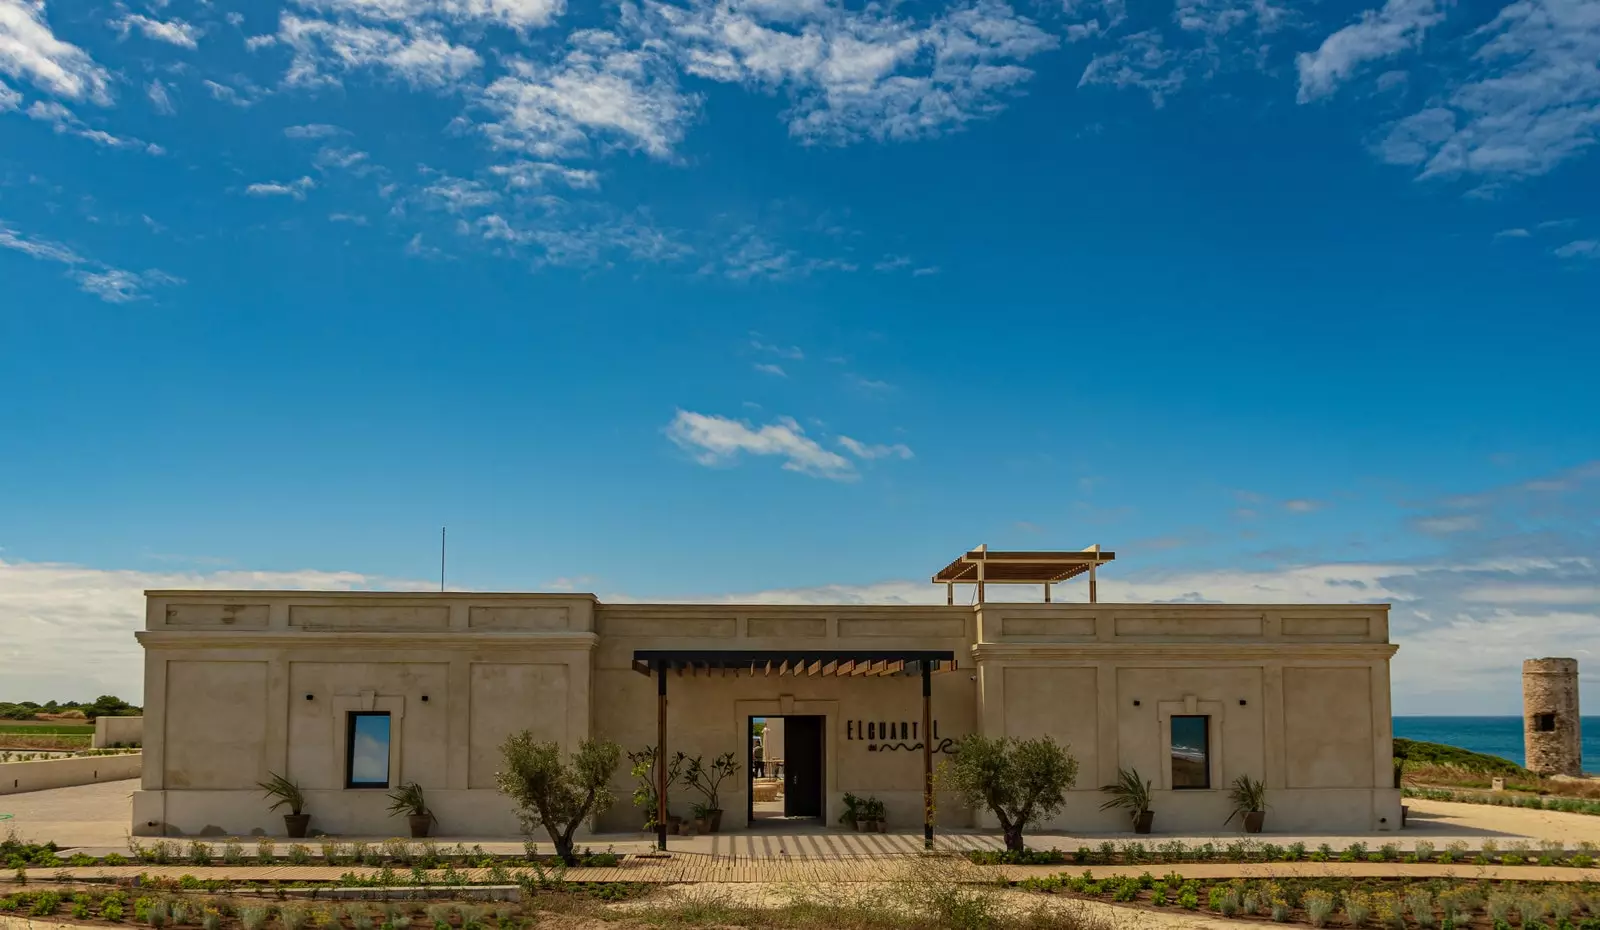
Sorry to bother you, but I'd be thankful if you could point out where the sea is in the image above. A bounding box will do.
[1394,716,1600,770]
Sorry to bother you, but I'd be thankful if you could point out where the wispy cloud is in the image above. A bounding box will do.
[1375,0,1600,180]
[480,30,695,161]
[837,435,914,460]
[0,219,182,302]
[0,0,112,103]
[245,176,316,199]
[665,409,857,480]
[1294,0,1442,102]
[284,123,344,139]
[1554,239,1600,259]
[272,13,481,89]
[1079,31,1188,107]
[111,12,201,49]
[1493,227,1531,240]
[146,78,175,114]
[203,79,262,107]
[646,0,1057,144]
[25,101,164,153]
[751,337,805,360]
[1283,498,1325,513]
[753,362,787,377]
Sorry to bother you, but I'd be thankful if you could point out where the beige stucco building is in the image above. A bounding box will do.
[133,548,1402,838]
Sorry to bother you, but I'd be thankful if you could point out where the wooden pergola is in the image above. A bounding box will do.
[632,649,958,852]
[933,544,1116,604]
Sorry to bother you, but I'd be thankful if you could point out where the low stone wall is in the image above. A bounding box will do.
[94,715,144,748]
[0,752,142,794]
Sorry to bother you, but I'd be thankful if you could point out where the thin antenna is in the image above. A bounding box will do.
[440,525,446,592]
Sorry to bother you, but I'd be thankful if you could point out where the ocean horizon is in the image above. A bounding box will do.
[1394,716,1600,771]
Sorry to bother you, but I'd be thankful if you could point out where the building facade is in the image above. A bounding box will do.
[134,567,1402,837]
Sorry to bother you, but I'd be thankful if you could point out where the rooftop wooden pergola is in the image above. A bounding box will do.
[933,544,1115,604]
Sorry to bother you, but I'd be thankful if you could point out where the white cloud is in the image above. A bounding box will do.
[700,226,856,279]
[751,337,805,359]
[0,557,438,702]
[24,100,164,153]
[0,77,18,110]
[0,0,112,103]
[1,219,181,302]
[146,78,174,114]
[203,79,260,106]
[284,122,345,138]
[665,408,857,479]
[1494,227,1531,239]
[648,0,1057,144]
[1376,0,1600,180]
[245,175,317,199]
[275,13,482,89]
[1078,31,1187,106]
[1294,0,1442,102]
[481,29,697,160]
[489,160,601,190]
[753,362,788,376]
[837,435,914,460]
[75,268,182,303]
[111,13,200,48]
[292,0,564,31]
[1414,514,1482,534]
[1283,498,1324,513]
[422,174,500,212]
[1554,239,1600,259]
[472,208,690,267]
[329,212,370,224]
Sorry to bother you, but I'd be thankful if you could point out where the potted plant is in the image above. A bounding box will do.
[258,772,309,838]
[1099,767,1154,834]
[679,751,740,833]
[690,801,715,834]
[1225,774,1268,834]
[864,796,888,833]
[855,795,878,833]
[387,782,436,838]
[628,745,682,832]
[838,792,862,830]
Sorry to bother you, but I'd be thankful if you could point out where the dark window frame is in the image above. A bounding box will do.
[345,711,392,789]
[1170,714,1211,790]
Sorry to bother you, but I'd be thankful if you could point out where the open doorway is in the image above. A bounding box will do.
[748,715,824,824]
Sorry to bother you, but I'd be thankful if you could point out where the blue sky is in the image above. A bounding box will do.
[1,0,1597,712]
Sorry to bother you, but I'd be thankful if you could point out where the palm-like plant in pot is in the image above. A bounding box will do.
[387,782,436,838]
[258,772,309,837]
[1099,767,1154,834]
[679,751,741,833]
[1225,774,1268,833]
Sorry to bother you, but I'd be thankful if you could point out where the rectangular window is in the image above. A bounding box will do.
[1170,715,1210,789]
[1536,713,1557,732]
[346,712,391,788]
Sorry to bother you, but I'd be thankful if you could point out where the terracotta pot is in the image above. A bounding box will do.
[694,817,712,834]
[876,821,889,834]
[668,816,682,835]
[1133,811,1153,835]
[857,820,877,833]
[284,813,311,838]
[408,814,433,838]
[1243,811,1265,834]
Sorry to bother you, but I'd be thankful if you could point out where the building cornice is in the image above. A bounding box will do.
[971,642,1398,661]
[135,631,600,650]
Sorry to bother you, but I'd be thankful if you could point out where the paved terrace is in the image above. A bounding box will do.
[8,859,1600,885]
[8,782,1600,863]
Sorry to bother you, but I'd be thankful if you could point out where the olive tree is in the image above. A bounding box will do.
[495,733,621,865]
[943,734,1078,852]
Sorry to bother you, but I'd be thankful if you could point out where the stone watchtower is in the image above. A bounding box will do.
[1523,658,1582,776]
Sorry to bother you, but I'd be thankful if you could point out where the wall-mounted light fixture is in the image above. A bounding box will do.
[421,695,430,702]
[1239,699,1248,706]
[304,694,314,701]
[1132,700,1141,707]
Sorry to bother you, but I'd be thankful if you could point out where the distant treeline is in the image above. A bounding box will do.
[0,696,142,720]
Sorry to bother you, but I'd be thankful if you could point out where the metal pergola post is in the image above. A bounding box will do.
[656,666,668,852]
[922,662,934,850]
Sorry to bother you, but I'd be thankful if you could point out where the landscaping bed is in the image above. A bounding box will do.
[1019,870,1600,928]
[966,838,1600,869]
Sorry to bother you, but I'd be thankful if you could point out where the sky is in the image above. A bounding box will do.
[1,0,1597,714]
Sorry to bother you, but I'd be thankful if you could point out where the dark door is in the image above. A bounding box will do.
[783,715,825,818]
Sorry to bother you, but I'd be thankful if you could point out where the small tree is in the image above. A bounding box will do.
[495,733,621,865]
[943,734,1078,852]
